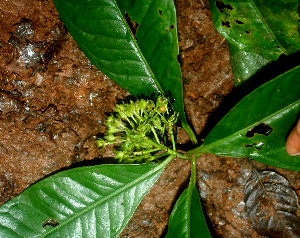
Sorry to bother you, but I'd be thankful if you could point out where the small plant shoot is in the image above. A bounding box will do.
[96,96,182,163]
[1,0,300,237]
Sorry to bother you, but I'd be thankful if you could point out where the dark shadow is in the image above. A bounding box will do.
[175,139,196,152]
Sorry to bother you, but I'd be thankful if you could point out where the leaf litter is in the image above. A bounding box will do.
[244,169,300,237]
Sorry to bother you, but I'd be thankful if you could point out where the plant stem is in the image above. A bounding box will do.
[185,144,209,159]
[157,154,176,168]
[190,156,197,186]
[150,126,161,144]
[183,123,199,146]
[145,138,187,160]
[168,150,188,160]
[132,148,161,155]
[169,123,176,151]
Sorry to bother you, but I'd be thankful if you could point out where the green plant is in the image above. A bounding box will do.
[1,0,300,237]
[96,96,181,163]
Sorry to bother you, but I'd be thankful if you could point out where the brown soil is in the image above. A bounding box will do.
[0,0,299,237]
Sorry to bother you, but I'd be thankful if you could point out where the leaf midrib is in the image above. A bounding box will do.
[187,184,192,238]
[200,100,300,155]
[59,0,164,94]
[40,156,174,237]
[111,0,164,92]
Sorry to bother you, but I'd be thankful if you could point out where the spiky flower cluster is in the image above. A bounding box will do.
[96,95,178,163]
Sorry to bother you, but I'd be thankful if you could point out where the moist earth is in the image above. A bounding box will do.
[0,0,299,237]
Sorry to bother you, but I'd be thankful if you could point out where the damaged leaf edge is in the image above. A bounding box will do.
[210,0,287,59]
[187,99,300,158]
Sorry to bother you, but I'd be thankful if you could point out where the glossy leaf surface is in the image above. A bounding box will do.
[165,184,211,238]
[228,42,271,88]
[209,0,300,60]
[0,162,167,237]
[53,0,196,142]
[189,65,300,171]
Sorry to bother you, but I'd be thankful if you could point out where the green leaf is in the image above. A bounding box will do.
[188,65,300,171]
[53,0,160,97]
[209,0,300,60]
[53,0,196,143]
[165,184,211,238]
[228,42,271,88]
[0,159,173,237]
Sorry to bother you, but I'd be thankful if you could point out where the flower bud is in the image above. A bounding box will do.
[107,126,118,134]
[114,151,124,161]
[96,139,106,148]
[156,95,168,107]
[104,134,117,142]
[113,117,123,128]
[138,99,148,110]
[146,102,155,111]
[115,104,125,112]
[158,105,167,113]
[105,115,114,124]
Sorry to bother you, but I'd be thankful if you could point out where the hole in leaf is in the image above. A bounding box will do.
[42,218,60,228]
[158,10,162,15]
[216,1,233,13]
[245,30,251,34]
[124,11,139,40]
[246,123,273,138]
[222,21,231,28]
[236,20,244,24]
[170,25,175,30]
[275,46,280,48]
[244,142,264,150]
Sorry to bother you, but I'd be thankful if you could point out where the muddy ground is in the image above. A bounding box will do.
[0,0,300,237]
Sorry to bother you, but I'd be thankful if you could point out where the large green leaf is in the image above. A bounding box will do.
[165,184,211,238]
[209,0,300,60]
[53,0,197,143]
[187,65,300,171]
[0,158,173,237]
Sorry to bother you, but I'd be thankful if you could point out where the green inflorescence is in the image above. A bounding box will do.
[96,95,179,163]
